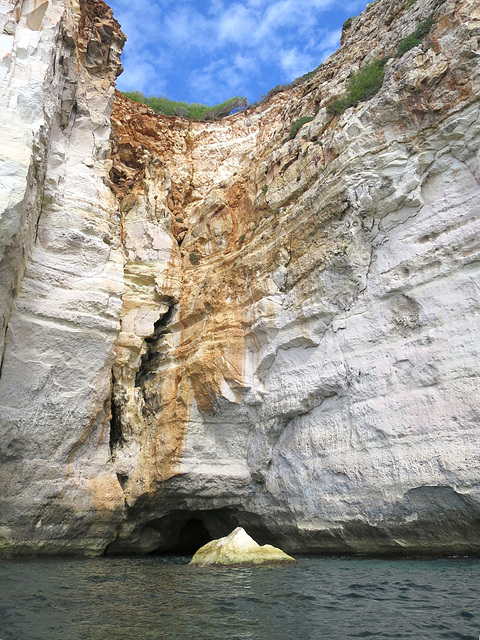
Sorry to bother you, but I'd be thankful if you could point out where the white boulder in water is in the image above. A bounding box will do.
[189,527,296,566]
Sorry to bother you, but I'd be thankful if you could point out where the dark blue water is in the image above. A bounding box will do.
[0,556,479,639]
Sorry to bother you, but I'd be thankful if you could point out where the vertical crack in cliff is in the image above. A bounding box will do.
[135,298,178,390]
[109,370,124,453]
[0,322,6,380]
[33,199,45,246]
[108,298,178,455]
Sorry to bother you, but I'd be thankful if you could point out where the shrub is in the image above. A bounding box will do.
[203,97,248,120]
[262,185,269,194]
[288,116,314,139]
[122,92,248,121]
[172,106,188,117]
[348,59,387,103]
[327,58,387,115]
[378,55,392,68]
[327,95,351,116]
[415,16,434,38]
[343,17,354,29]
[189,252,200,265]
[238,233,246,244]
[299,68,318,83]
[396,34,421,57]
[395,16,434,58]
[406,0,417,7]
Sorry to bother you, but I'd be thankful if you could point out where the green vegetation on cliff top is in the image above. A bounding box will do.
[122,91,248,120]
[124,14,436,122]
[122,61,323,120]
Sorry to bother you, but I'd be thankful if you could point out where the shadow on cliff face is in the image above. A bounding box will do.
[105,509,240,556]
[149,509,241,554]
[104,487,480,557]
[149,517,213,554]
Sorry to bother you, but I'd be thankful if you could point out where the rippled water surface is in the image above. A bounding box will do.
[1,555,479,639]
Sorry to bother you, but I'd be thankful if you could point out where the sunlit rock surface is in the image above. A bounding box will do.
[0,0,126,555]
[0,0,479,556]
[189,528,296,566]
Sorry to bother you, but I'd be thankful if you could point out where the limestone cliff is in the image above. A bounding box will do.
[0,0,125,554]
[0,0,479,556]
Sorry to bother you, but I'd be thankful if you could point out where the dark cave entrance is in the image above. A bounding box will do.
[147,508,239,555]
[153,517,212,554]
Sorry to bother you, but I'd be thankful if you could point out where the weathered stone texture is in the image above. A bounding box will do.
[0,0,125,555]
[0,0,479,556]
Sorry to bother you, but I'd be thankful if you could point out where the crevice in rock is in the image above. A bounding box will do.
[34,199,45,245]
[0,320,6,381]
[109,371,124,452]
[135,298,178,388]
[116,472,128,489]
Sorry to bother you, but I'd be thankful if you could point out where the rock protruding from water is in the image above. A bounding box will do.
[189,527,296,566]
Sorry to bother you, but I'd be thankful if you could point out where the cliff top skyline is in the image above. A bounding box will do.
[109,0,370,105]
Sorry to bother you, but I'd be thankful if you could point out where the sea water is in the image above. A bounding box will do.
[0,556,479,639]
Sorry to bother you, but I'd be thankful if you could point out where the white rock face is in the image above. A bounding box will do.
[1,0,480,557]
[107,0,480,557]
[0,0,126,555]
[246,114,480,553]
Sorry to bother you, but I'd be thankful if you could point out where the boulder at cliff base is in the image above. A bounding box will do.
[189,527,296,566]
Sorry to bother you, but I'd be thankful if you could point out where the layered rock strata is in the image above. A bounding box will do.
[0,0,479,556]
[0,0,125,554]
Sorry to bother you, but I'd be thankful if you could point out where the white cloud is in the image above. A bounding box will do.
[119,57,166,96]
[234,53,257,75]
[111,0,163,46]
[319,27,342,51]
[344,0,370,13]
[110,0,369,103]
[280,47,314,80]
[218,3,257,44]
[189,57,249,104]
[164,9,213,49]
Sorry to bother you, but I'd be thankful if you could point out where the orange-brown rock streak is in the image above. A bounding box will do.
[105,0,480,554]
[109,95,261,502]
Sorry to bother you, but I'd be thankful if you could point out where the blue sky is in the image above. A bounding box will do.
[108,0,371,106]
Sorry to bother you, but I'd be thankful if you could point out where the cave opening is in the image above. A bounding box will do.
[104,508,243,556]
[147,508,239,555]
[151,517,212,554]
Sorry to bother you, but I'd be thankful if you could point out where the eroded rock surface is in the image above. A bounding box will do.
[189,527,296,566]
[0,0,125,555]
[0,0,479,556]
